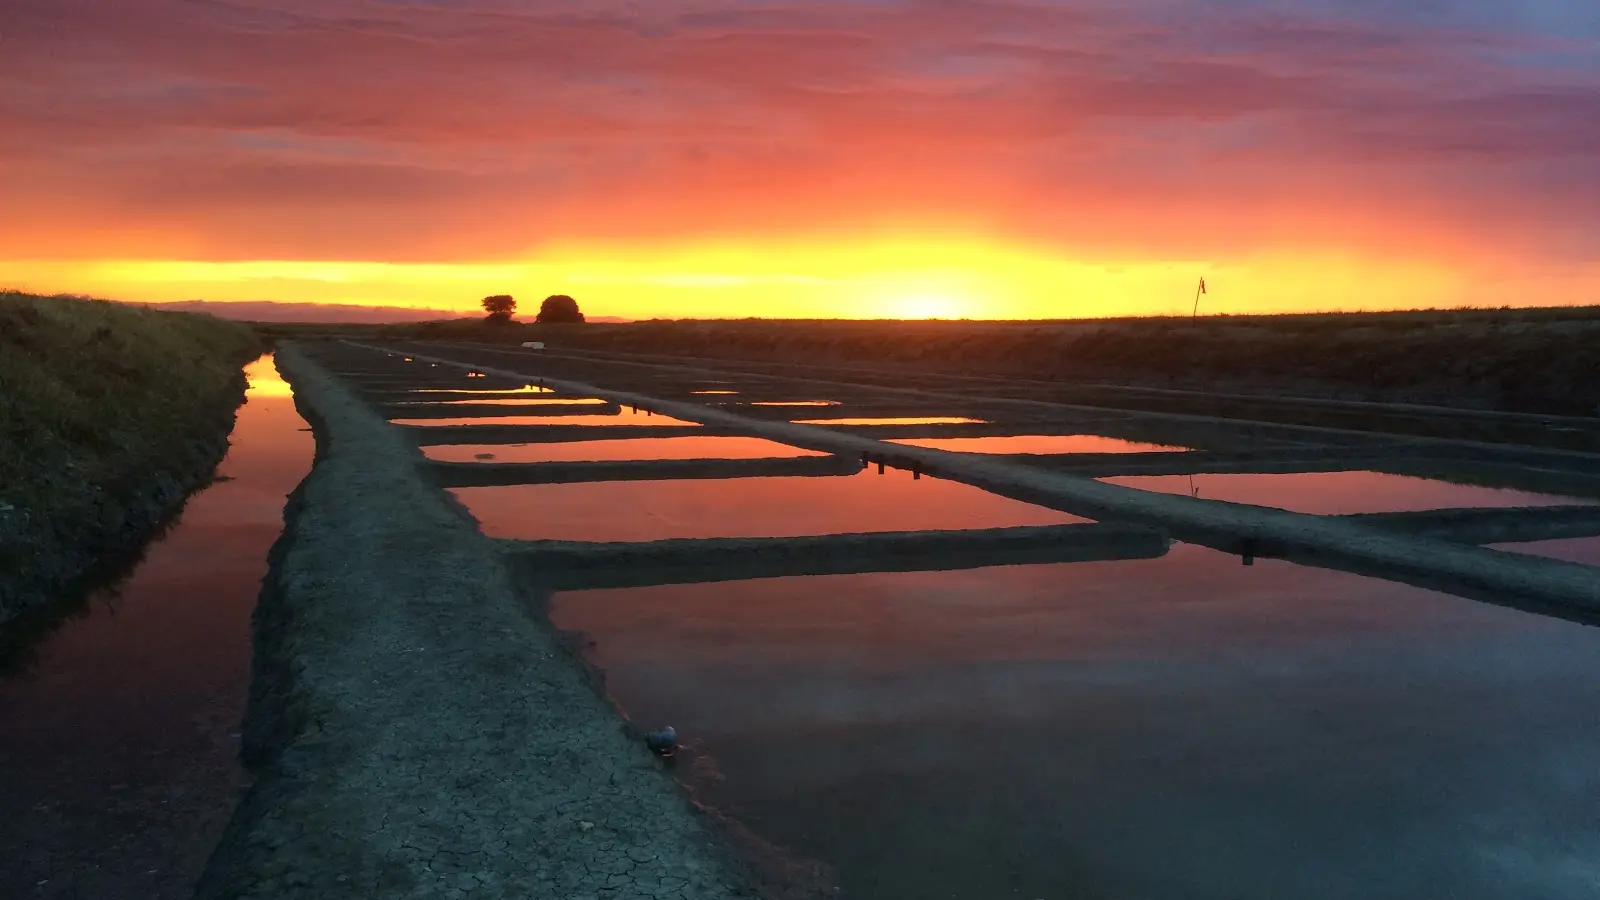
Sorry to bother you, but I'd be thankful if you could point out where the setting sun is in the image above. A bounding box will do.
[891,295,964,320]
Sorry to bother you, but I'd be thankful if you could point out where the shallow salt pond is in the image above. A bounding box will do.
[1490,536,1600,565]
[551,543,1600,900]
[793,416,987,426]
[423,436,826,463]
[747,401,841,407]
[454,469,1082,541]
[891,434,1184,454]
[1106,470,1586,514]
[408,386,554,394]
[392,408,701,427]
[391,397,610,407]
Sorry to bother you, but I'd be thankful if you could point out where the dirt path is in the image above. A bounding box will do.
[197,344,749,900]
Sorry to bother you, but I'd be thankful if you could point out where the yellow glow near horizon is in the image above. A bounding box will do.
[890,294,964,319]
[4,237,1596,320]
[242,354,295,397]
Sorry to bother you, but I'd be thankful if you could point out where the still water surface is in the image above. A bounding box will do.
[794,416,987,426]
[455,469,1083,541]
[0,356,312,900]
[423,436,827,463]
[1492,537,1600,565]
[892,435,1183,454]
[392,409,700,427]
[1107,471,1585,514]
[409,386,553,394]
[391,397,611,407]
[554,544,1600,900]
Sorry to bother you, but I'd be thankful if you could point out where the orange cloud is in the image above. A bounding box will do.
[1,0,1597,316]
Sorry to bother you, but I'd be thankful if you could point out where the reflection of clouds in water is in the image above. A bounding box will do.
[556,547,1600,899]
[393,397,608,406]
[1108,471,1590,514]
[410,386,553,394]
[891,434,1183,454]
[794,416,986,425]
[1494,536,1600,566]
[749,401,840,407]
[0,352,315,896]
[423,436,822,463]
[455,472,1080,541]
[241,354,294,397]
[392,410,700,427]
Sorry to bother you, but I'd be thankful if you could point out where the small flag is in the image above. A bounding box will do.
[1199,277,1207,295]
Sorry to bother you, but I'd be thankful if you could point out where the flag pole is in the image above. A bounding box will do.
[1192,277,1205,318]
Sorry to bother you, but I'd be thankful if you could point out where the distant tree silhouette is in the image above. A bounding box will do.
[536,295,586,324]
[481,294,516,322]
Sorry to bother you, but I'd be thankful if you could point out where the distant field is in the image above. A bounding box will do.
[255,306,1600,416]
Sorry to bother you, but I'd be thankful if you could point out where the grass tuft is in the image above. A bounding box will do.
[0,290,261,540]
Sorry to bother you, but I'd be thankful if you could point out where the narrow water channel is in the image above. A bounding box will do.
[0,355,312,900]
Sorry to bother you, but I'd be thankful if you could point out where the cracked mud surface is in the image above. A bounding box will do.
[197,345,750,900]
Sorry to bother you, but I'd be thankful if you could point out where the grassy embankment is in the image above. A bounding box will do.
[266,306,1600,417]
[0,291,261,626]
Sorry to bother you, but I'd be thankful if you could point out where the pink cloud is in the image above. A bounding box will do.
[0,0,1595,265]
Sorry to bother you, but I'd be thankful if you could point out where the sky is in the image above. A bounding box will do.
[2,0,1597,320]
